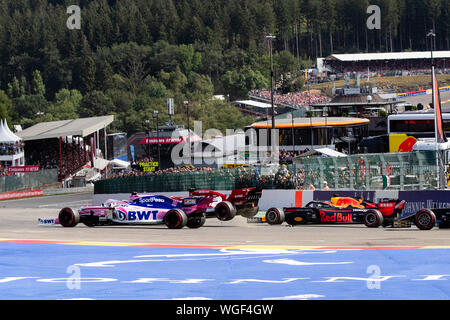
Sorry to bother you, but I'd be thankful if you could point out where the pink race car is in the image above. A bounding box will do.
[39,188,262,229]
[42,194,214,229]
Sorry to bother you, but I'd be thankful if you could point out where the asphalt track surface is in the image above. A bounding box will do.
[3,192,450,300]
[1,191,450,247]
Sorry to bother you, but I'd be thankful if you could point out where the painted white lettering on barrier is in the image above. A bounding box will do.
[314,275,404,283]
[125,278,213,284]
[37,277,117,283]
[263,258,353,266]
[76,249,324,267]
[0,277,38,283]
[412,275,450,281]
[2,274,450,286]
[262,293,325,300]
[227,278,307,284]
[172,297,212,300]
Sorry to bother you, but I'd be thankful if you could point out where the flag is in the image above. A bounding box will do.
[129,145,135,162]
[432,66,447,143]
[104,128,108,160]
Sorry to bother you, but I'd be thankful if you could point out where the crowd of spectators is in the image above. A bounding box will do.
[249,89,330,108]
[0,142,24,156]
[324,58,450,77]
[278,150,297,163]
[110,161,216,179]
[103,149,440,191]
[0,163,11,177]
[104,159,441,191]
[108,160,302,190]
[26,139,88,177]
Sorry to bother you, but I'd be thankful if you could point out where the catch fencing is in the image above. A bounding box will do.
[0,168,59,193]
[94,151,442,194]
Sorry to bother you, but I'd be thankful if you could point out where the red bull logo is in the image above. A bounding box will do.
[330,197,365,209]
[319,211,353,223]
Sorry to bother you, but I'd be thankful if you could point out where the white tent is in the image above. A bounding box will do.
[110,158,130,169]
[93,157,109,171]
[293,147,347,163]
[0,119,21,143]
[0,119,25,166]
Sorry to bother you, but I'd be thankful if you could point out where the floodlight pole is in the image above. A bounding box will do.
[184,101,191,165]
[144,119,151,158]
[427,29,443,189]
[153,110,160,167]
[59,137,63,183]
[266,34,276,162]
[291,109,295,154]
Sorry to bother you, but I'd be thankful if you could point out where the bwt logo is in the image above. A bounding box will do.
[366,5,381,30]
[128,210,159,221]
[115,209,127,221]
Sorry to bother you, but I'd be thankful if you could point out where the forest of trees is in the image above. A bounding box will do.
[0,0,448,134]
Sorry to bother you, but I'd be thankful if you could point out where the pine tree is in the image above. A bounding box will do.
[31,70,46,96]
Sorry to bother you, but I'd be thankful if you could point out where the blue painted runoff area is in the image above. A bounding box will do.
[1,242,450,300]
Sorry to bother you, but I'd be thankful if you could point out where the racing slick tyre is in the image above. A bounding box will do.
[238,206,259,218]
[265,208,285,225]
[414,209,436,230]
[58,207,80,228]
[363,209,384,228]
[215,201,237,221]
[164,209,188,229]
[186,216,206,229]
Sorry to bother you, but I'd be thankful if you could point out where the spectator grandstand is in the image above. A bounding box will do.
[249,89,330,108]
[25,138,88,177]
[324,51,450,77]
[0,142,24,156]
[16,115,114,182]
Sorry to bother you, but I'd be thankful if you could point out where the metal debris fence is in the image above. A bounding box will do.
[94,151,441,194]
[0,168,58,192]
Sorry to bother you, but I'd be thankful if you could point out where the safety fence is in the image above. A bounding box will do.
[293,150,440,190]
[0,168,59,193]
[94,169,249,194]
[94,151,442,194]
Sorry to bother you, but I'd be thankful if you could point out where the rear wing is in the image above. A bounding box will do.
[189,187,262,207]
[189,189,227,201]
[227,187,262,205]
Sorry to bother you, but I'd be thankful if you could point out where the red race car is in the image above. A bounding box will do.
[189,187,262,221]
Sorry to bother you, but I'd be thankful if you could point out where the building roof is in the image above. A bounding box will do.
[234,100,274,109]
[16,115,114,141]
[295,147,348,159]
[327,51,450,62]
[250,117,370,129]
